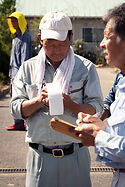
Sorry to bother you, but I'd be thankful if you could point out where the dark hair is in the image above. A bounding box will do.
[68,30,72,40]
[9,16,17,20]
[103,3,125,39]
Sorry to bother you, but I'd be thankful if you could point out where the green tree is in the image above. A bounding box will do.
[72,39,86,56]
[0,0,15,77]
[29,17,42,56]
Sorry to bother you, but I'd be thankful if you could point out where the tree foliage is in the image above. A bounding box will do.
[0,0,15,76]
[72,39,86,56]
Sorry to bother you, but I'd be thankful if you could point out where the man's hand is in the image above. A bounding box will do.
[100,109,110,121]
[21,87,49,118]
[62,93,73,109]
[39,87,49,106]
[62,93,96,115]
[74,112,106,146]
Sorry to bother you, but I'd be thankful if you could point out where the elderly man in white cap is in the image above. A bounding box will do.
[10,11,103,187]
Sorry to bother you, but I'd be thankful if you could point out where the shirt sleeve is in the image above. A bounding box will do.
[10,64,29,120]
[9,38,22,78]
[95,128,125,163]
[20,31,32,64]
[83,62,103,113]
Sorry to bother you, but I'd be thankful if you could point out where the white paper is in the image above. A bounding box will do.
[46,83,64,115]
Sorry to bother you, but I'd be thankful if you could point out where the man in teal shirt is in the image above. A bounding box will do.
[10,11,103,187]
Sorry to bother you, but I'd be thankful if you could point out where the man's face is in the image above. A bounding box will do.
[41,34,72,64]
[11,17,20,31]
[100,19,125,70]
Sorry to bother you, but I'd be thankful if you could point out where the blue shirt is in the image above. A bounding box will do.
[9,30,32,79]
[95,76,125,169]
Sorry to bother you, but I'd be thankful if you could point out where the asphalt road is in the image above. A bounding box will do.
[0,67,117,187]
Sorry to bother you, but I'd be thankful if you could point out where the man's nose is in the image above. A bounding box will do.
[100,38,105,48]
[52,46,61,53]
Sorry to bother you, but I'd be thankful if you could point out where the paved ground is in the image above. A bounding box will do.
[0,67,117,187]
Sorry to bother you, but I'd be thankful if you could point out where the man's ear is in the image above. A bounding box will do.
[70,32,73,44]
[37,33,41,40]
[37,33,41,42]
[37,33,43,44]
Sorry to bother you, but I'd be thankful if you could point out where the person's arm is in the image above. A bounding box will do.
[63,93,96,115]
[95,128,125,163]
[100,109,110,121]
[21,87,48,117]
[75,112,125,162]
[20,31,32,63]
[10,62,48,119]
[101,88,115,121]
[9,37,21,78]
[63,62,103,115]
[75,112,106,146]
[83,62,103,114]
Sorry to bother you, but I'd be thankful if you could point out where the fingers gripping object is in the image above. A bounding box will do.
[78,112,102,124]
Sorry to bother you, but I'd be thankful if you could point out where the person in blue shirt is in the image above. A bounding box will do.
[75,3,125,187]
[6,12,32,131]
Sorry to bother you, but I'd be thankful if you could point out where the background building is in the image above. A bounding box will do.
[16,0,124,53]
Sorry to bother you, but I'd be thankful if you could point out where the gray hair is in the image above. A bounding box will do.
[103,3,125,40]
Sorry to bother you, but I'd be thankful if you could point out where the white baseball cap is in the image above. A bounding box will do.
[39,11,72,41]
